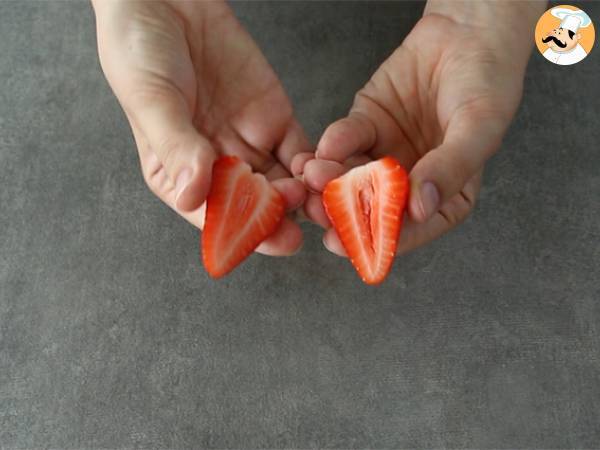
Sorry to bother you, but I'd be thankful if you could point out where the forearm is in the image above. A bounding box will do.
[424,0,548,68]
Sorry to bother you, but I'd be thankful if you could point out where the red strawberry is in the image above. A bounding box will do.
[322,156,409,285]
[202,156,285,278]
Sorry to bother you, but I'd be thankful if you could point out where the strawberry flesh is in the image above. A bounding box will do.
[201,156,285,278]
[323,156,409,285]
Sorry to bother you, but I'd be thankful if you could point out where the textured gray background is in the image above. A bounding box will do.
[1,1,599,448]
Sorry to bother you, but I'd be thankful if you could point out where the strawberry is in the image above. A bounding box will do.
[201,156,285,278]
[322,156,409,285]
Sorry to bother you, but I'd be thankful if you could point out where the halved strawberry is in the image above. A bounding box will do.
[322,156,409,285]
[202,156,285,278]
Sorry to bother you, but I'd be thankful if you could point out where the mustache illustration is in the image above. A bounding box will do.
[542,35,567,48]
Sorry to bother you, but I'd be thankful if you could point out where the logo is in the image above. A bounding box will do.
[535,5,595,66]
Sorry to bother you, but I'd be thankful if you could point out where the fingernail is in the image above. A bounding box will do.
[293,162,306,177]
[302,175,320,195]
[419,182,440,220]
[322,234,333,253]
[175,168,192,202]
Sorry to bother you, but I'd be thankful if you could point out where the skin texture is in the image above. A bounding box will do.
[294,1,548,256]
[93,0,548,259]
[92,0,311,256]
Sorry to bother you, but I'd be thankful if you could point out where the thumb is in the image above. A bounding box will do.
[127,88,216,212]
[92,0,216,211]
[409,111,507,223]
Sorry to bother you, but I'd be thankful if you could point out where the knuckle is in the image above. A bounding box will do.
[141,166,161,197]
[157,135,212,177]
[440,191,476,226]
[155,134,183,170]
[319,124,345,157]
[450,159,472,187]
[436,149,472,190]
[133,138,164,197]
[324,120,347,140]
[128,83,174,112]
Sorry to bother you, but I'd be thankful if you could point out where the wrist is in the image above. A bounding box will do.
[424,0,548,69]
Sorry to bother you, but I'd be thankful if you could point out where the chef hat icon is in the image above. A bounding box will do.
[550,7,592,33]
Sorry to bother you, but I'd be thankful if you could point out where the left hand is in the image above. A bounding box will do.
[93,0,311,256]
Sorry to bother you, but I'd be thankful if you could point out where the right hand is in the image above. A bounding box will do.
[92,0,312,255]
[293,13,529,256]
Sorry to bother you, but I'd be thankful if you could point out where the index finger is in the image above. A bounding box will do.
[315,111,376,162]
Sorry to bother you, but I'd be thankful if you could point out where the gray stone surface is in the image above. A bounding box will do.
[1,1,599,447]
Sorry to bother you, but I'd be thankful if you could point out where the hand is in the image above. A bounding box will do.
[294,9,537,256]
[93,0,311,255]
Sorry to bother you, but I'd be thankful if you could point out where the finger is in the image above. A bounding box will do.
[303,193,330,228]
[395,215,450,256]
[302,159,346,193]
[255,218,303,256]
[396,203,468,256]
[264,162,291,182]
[213,125,276,174]
[94,0,213,211]
[322,228,348,257]
[163,176,306,248]
[344,154,372,169]
[132,123,211,232]
[408,111,505,223]
[197,202,206,229]
[297,154,372,229]
[398,171,482,254]
[271,178,306,211]
[316,111,376,162]
[290,152,315,177]
[276,120,314,172]
[228,85,293,167]
[296,207,310,223]
[127,88,216,212]
[133,125,174,193]
[322,171,482,258]
[253,178,306,256]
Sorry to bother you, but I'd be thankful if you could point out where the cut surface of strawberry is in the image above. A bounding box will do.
[322,156,409,285]
[202,156,285,278]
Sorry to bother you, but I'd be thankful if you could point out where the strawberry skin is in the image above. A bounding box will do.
[322,156,409,285]
[201,156,285,278]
